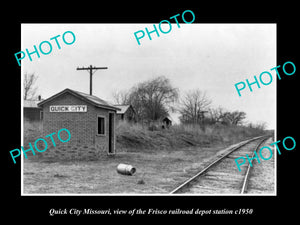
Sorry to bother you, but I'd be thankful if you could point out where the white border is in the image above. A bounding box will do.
[21,29,24,195]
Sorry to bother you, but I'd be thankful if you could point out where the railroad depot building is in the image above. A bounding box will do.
[37,88,120,160]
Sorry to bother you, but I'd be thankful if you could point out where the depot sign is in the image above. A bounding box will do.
[50,105,87,112]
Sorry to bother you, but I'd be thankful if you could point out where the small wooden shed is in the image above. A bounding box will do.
[114,104,136,122]
[162,116,172,129]
[24,99,43,122]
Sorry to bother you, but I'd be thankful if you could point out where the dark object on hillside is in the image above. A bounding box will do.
[162,117,172,129]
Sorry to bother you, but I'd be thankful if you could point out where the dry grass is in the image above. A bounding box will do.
[116,121,266,152]
[23,120,43,146]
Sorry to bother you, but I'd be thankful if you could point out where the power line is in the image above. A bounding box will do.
[76,65,108,95]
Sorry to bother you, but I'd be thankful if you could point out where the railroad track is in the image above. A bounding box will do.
[170,135,272,194]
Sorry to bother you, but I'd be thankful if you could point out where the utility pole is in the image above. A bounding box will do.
[76,65,108,95]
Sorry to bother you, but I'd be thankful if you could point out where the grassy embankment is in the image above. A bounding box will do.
[116,121,268,152]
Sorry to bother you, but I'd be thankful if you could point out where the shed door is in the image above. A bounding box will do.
[108,113,115,154]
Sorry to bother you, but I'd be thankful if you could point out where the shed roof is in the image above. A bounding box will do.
[162,116,173,122]
[38,88,120,111]
[24,100,42,108]
[114,105,132,114]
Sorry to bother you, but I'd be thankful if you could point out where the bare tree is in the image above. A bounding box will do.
[208,106,228,124]
[112,90,131,105]
[24,73,38,100]
[255,121,267,130]
[248,121,267,130]
[179,89,211,124]
[126,76,179,122]
[223,111,246,125]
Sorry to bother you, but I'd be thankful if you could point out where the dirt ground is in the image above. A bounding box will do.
[23,145,231,194]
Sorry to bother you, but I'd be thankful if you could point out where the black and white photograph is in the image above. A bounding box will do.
[21,23,276,195]
[3,3,299,220]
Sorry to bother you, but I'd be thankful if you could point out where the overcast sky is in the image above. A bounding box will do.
[21,23,276,129]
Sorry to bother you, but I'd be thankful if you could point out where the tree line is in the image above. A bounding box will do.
[24,73,266,129]
[112,76,265,128]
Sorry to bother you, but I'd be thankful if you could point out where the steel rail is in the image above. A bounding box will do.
[169,135,269,194]
[240,136,269,194]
